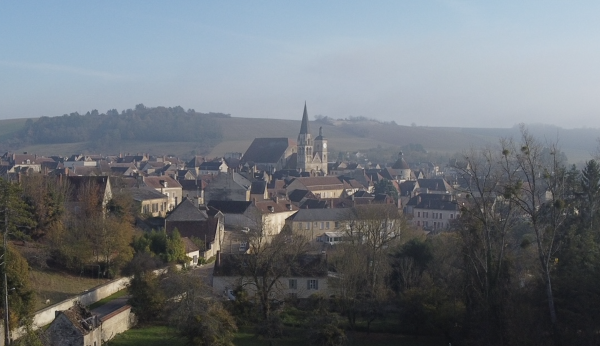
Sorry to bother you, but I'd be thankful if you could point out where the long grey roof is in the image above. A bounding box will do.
[286,208,351,222]
[166,198,209,221]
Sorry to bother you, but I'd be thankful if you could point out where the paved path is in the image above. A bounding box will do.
[192,261,215,286]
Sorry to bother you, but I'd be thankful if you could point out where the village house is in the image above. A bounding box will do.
[125,186,169,218]
[285,176,345,199]
[46,304,102,346]
[285,208,351,242]
[408,194,460,231]
[204,172,252,202]
[165,198,225,260]
[199,160,228,175]
[141,176,182,211]
[212,252,329,300]
[208,198,298,239]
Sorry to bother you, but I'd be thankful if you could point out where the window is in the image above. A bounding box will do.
[289,279,297,289]
[320,222,324,230]
[417,221,420,227]
[326,222,330,229]
[288,292,298,299]
[440,214,443,219]
[450,214,454,219]
[305,222,310,230]
[417,211,421,217]
[307,279,319,290]
[335,221,340,228]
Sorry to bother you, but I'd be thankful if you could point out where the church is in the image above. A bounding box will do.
[297,102,328,175]
[241,103,328,175]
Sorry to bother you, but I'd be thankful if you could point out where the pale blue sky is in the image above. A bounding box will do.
[2,1,600,128]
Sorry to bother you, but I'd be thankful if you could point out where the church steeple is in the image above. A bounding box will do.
[299,102,310,135]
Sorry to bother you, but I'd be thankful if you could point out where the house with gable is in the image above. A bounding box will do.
[208,199,298,239]
[47,303,102,346]
[125,186,169,217]
[182,236,201,267]
[165,198,224,259]
[199,160,228,175]
[407,194,460,231]
[416,178,453,195]
[204,172,252,202]
[285,208,352,243]
[141,176,183,211]
[212,252,329,300]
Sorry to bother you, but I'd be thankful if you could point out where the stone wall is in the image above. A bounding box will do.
[31,276,131,330]
[101,305,136,342]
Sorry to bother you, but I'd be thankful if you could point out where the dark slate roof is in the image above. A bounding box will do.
[406,193,453,206]
[242,138,294,164]
[288,189,314,203]
[250,181,267,195]
[214,253,327,277]
[391,152,410,169]
[399,181,418,196]
[199,161,224,170]
[417,178,452,193]
[179,179,207,191]
[315,126,324,140]
[414,199,460,211]
[166,198,209,221]
[299,199,329,209]
[352,190,373,198]
[207,200,253,214]
[299,102,310,135]
[143,176,182,189]
[287,208,350,222]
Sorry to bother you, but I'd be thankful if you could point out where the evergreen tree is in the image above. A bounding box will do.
[580,159,600,231]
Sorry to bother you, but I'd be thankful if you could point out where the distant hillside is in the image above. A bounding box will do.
[1,108,598,164]
[0,105,226,155]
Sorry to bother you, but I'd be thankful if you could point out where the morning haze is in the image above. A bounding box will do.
[2,2,600,128]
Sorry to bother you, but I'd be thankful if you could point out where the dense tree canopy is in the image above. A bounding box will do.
[9,105,226,151]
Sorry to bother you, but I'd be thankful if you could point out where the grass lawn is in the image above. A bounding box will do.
[29,266,109,310]
[88,289,128,310]
[105,325,187,346]
[101,322,444,346]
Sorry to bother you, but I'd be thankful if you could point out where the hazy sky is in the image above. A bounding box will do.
[2,1,600,128]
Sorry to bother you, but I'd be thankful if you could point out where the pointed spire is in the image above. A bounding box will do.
[300,102,310,135]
